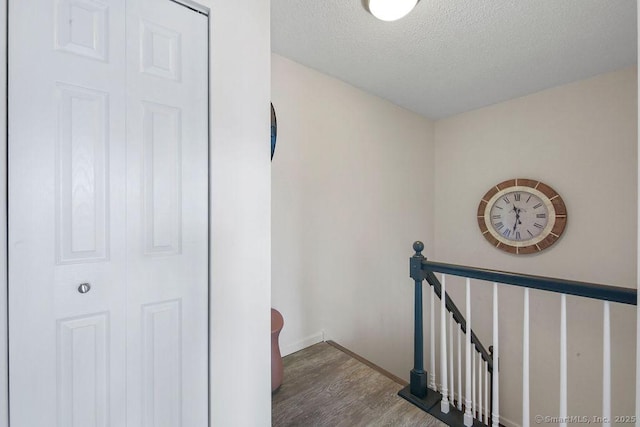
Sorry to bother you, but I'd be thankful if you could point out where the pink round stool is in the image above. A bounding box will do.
[271,308,284,393]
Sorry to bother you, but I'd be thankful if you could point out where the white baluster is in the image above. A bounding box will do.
[484,360,489,425]
[472,348,476,418]
[430,285,436,390]
[492,283,500,427]
[603,301,611,426]
[560,294,567,427]
[523,288,530,427]
[464,278,473,427]
[479,351,483,421]
[449,311,455,407]
[458,324,462,410]
[440,274,450,413]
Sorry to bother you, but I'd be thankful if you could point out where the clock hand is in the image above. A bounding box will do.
[510,205,519,231]
[513,208,522,232]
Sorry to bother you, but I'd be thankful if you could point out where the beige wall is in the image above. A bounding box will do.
[434,67,637,426]
[271,54,435,376]
[0,0,6,423]
[272,55,637,426]
[209,1,271,425]
[637,6,640,419]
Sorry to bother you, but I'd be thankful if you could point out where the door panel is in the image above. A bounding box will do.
[9,0,128,424]
[125,1,209,425]
[141,101,182,255]
[9,0,208,425]
[57,313,110,427]
[55,0,109,61]
[56,83,110,263]
[141,300,182,426]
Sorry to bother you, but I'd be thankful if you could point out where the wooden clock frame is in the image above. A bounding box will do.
[477,178,567,254]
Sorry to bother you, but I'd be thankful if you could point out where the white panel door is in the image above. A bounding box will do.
[8,0,209,425]
[9,0,128,424]
[125,1,209,426]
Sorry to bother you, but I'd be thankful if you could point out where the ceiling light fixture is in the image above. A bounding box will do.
[367,0,419,22]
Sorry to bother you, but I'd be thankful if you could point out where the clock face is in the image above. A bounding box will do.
[477,179,567,254]
[489,191,549,242]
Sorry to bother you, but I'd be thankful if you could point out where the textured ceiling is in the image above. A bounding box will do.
[271,0,637,119]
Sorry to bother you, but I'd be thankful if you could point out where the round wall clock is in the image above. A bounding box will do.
[477,178,567,255]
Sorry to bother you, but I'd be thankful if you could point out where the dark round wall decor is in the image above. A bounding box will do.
[271,103,277,161]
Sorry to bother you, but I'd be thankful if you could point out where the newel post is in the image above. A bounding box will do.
[410,241,428,398]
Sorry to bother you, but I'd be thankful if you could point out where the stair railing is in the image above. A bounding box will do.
[400,241,494,426]
[400,241,637,427]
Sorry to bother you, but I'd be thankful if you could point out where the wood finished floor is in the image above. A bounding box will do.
[272,342,447,427]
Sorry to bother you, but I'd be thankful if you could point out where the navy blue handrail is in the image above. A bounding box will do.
[406,241,637,404]
[423,260,637,306]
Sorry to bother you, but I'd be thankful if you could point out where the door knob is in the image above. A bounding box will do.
[78,283,91,294]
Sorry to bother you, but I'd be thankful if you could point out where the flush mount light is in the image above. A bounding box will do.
[367,0,419,21]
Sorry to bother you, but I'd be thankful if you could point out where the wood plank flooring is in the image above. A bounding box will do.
[272,342,447,427]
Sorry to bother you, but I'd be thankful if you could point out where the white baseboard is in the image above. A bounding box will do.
[280,331,325,357]
[499,414,520,427]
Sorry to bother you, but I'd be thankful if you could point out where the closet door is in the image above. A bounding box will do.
[8,0,209,425]
[9,0,128,424]
[125,0,209,425]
